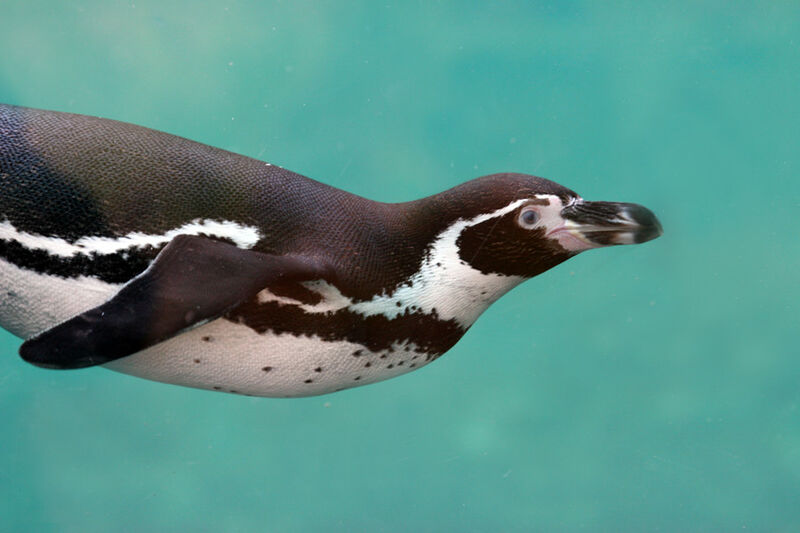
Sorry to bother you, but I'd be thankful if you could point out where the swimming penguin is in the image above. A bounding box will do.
[0,103,662,397]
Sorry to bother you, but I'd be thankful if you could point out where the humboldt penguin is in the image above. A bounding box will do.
[0,103,662,397]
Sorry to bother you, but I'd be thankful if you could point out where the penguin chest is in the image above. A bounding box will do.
[0,257,448,397]
[106,283,460,398]
[105,317,435,398]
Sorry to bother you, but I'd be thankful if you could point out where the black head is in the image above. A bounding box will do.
[433,173,662,279]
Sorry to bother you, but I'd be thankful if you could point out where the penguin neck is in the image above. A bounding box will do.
[288,184,528,327]
[358,196,527,329]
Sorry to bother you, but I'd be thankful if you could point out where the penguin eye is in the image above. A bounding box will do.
[517,207,540,229]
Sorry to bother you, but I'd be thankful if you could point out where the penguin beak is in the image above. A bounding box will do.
[558,201,663,248]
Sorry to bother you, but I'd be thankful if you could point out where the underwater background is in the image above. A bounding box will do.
[0,2,798,531]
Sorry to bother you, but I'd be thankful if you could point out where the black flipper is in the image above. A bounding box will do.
[19,235,333,369]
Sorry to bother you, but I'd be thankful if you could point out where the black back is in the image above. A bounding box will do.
[0,104,576,299]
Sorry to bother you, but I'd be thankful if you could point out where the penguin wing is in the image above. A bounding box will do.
[19,234,333,369]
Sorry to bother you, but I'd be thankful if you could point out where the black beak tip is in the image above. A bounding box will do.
[626,205,663,243]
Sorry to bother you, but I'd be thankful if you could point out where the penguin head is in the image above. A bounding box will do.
[447,173,662,279]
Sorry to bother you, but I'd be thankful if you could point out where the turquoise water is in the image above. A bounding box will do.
[1,2,798,531]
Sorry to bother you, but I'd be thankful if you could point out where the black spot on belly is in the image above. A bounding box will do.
[314,366,322,373]
[202,336,213,342]
[262,366,272,372]
[193,358,201,364]
[304,379,313,384]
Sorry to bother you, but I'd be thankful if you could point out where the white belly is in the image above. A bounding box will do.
[106,320,427,397]
[0,258,429,397]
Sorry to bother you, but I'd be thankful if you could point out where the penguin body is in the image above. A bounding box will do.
[0,104,662,397]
